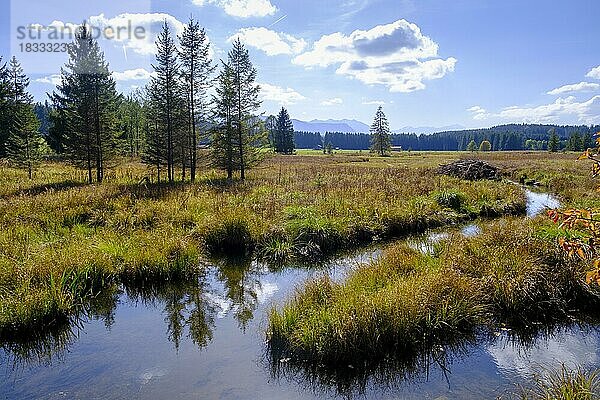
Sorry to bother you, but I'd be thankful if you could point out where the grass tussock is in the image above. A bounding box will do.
[267,218,600,364]
[513,365,600,400]
[0,155,527,334]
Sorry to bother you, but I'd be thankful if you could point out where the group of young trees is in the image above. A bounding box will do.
[0,19,275,182]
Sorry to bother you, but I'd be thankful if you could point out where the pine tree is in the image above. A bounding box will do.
[4,57,47,178]
[466,140,476,152]
[50,24,121,183]
[147,21,183,183]
[583,132,594,150]
[6,105,47,179]
[211,60,237,180]
[273,107,294,154]
[179,17,215,182]
[229,39,262,180]
[0,57,9,156]
[369,106,391,156]
[548,129,560,152]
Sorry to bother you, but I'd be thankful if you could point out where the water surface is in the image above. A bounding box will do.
[3,187,592,400]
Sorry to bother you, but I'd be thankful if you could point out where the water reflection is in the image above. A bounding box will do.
[266,323,600,399]
[125,277,216,351]
[0,285,120,369]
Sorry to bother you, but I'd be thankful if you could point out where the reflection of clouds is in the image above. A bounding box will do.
[254,281,278,304]
[204,293,233,319]
[204,279,278,318]
[487,329,600,379]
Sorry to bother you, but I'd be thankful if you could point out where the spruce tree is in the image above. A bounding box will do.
[274,107,294,154]
[210,61,236,179]
[6,105,47,179]
[369,106,391,156]
[466,140,476,152]
[148,21,183,183]
[0,57,9,156]
[229,39,262,180]
[4,57,47,178]
[548,130,560,152]
[179,17,215,182]
[50,24,121,183]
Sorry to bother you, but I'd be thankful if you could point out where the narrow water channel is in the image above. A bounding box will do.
[1,186,596,400]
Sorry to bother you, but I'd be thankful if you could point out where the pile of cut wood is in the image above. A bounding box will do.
[437,159,500,181]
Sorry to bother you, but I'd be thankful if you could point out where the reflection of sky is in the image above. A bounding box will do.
[487,328,600,379]
[526,190,561,218]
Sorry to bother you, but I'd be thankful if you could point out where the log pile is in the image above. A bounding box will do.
[437,159,500,181]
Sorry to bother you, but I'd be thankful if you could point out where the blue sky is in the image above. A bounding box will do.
[1,0,600,129]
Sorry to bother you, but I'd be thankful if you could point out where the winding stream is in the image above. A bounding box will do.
[1,186,597,400]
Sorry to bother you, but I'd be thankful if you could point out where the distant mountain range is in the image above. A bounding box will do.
[291,118,465,134]
[292,119,370,133]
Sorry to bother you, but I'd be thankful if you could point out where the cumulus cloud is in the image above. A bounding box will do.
[293,19,456,92]
[259,83,306,104]
[471,96,600,124]
[88,13,185,55]
[112,68,154,81]
[229,27,306,56]
[547,81,600,95]
[35,74,61,85]
[321,98,343,106]
[467,105,489,120]
[37,13,187,56]
[586,65,600,80]
[192,0,277,18]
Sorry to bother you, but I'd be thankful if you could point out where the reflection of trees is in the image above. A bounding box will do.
[125,276,215,351]
[266,320,600,398]
[212,256,267,332]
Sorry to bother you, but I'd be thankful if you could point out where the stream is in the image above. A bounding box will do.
[1,186,597,400]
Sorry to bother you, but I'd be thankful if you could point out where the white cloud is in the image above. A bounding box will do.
[229,27,306,56]
[192,0,277,18]
[112,68,154,81]
[547,81,600,95]
[362,100,386,105]
[321,97,343,106]
[293,19,456,92]
[259,83,306,104]
[467,105,489,120]
[35,74,61,85]
[586,65,600,80]
[472,96,600,124]
[88,13,185,55]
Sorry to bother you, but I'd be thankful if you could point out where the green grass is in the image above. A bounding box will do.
[0,154,529,335]
[514,365,600,400]
[267,218,600,364]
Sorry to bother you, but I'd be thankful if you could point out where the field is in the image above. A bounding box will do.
[0,151,530,336]
[266,151,600,366]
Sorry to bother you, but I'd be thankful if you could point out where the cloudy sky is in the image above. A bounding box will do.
[1,0,599,129]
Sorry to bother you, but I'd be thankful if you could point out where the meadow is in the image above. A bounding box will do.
[0,151,526,336]
[267,151,600,369]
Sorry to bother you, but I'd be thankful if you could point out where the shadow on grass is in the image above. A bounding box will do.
[1,180,87,200]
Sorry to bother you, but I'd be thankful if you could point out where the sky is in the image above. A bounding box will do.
[1,0,600,130]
